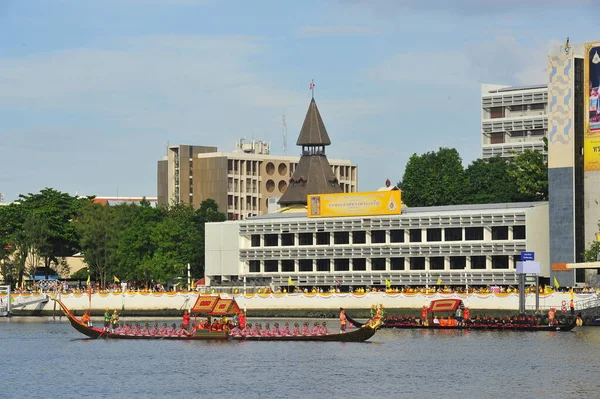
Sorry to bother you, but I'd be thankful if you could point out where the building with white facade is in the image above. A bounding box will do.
[205,202,550,289]
[481,84,548,158]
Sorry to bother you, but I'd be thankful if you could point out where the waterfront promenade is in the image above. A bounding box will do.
[2,290,595,314]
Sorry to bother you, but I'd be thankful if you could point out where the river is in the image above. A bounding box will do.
[0,317,598,399]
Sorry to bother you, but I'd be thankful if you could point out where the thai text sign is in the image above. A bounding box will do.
[584,41,600,171]
[307,190,401,218]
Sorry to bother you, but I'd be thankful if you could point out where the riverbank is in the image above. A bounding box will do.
[3,291,593,318]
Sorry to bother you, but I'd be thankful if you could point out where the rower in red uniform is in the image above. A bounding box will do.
[320,322,328,335]
[291,322,300,336]
[271,323,281,336]
[280,322,290,336]
[301,322,310,336]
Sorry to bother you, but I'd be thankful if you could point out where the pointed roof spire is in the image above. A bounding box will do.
[296,98,331,146]
[278,97,342,206]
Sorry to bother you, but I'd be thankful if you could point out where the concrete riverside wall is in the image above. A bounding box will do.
[2,291,596,313]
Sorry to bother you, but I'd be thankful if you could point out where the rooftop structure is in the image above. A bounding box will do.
[278,98,342,206]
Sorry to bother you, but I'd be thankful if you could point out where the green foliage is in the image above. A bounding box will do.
[2,189,227,288]
[506,150,548,201]
[17,188,82,276]
[398,148,468,207]
[583,240,600,262]
[70,267,89,280]
[464,157,520,204]
[398,148,548,207]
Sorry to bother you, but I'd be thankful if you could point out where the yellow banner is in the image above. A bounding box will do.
[307,190,401,218]
[584,137,600,171]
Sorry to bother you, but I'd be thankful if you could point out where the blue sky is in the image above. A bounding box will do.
[0,0,596,202]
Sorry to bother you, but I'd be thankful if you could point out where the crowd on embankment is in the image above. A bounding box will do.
[3,289,597,317]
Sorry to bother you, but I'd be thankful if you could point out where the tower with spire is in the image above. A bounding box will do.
[278,97,342,206]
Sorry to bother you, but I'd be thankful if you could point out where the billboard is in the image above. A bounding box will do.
[584,41,600,171]
[307,190,401,218]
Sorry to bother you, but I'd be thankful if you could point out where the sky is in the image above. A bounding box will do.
[0,0,596,202]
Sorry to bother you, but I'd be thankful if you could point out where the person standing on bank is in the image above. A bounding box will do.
[339,308,347,334]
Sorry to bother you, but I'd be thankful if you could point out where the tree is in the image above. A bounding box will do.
[73,199,115,287]
[583,240,600,262]
[117,201,163,287]
[506,150,548,201]
[398,148,468,207]
[464,157,520,204]
[17,188,82,278]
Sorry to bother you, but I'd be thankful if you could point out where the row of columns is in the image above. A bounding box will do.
[249,255,517,273]
[254,226,518,247]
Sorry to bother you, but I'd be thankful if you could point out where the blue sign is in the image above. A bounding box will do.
[521,252,535,261]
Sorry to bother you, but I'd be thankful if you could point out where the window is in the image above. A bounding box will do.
[353,231,366,244]
[471,256,486,270]
[264,234,278,247]
[353,258,366,271]
[249,260,260,273]
[371,258,386,271]
[410,257,425,271]
[390,229,404,243]
[316,259,330,272]
[490,107,504,119]
[264,260,278,273]
[465,227,483,241]
[281,233,294,246]
[390,257,405,270]
[429,257,444,270]
[490,132,504,144]
[409,229,422,243]
[513,225,526,240]
[334,259,350,272]
[250,235,260,247]
[281,260,294,272]
[316,232,330,245]
[298,233,313,246]
[491,226,508,240]
[445,228,462,242]
[427,228,442,242]
[371,230,386,244]
[492,255,509,269]
[449,256,466,270]
[299,259,313,272]
[334,232,349,245]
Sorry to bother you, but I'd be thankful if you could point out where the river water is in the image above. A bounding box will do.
[0,317,599,399]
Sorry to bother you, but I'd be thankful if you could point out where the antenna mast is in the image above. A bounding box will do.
[282,113,288,155]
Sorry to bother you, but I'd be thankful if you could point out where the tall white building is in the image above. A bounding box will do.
[481,84,548,158]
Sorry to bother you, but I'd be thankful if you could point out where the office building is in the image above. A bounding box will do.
[481,84,548,158]
[157,141,357,220]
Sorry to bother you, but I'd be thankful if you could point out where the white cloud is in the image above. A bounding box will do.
[365,36,562,88]
[297,25,378,37]
[364,52,474,87]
